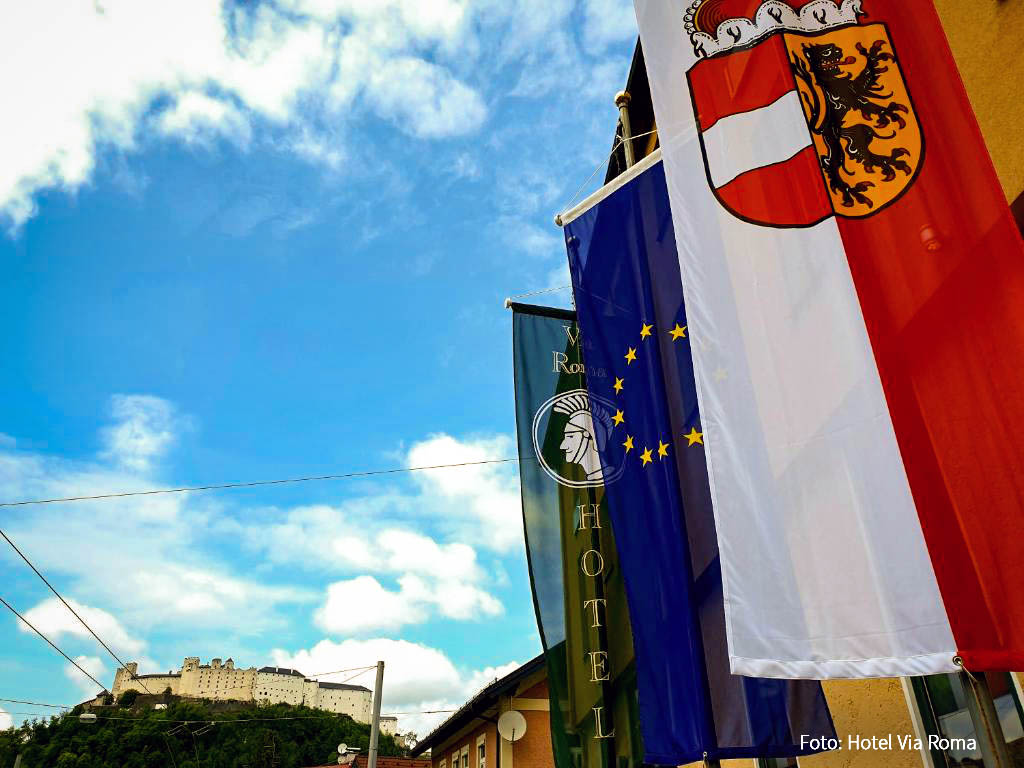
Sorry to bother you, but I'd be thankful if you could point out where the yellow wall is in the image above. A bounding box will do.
[801,679,925,768]
[934,0,1024,201]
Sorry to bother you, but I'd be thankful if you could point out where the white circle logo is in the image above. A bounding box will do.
[531,388,624,488]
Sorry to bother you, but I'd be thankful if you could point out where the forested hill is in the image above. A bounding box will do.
[0,699,405,768]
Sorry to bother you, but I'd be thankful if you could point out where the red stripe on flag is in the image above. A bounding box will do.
[714,146,832,227]
[834,1,1024,670]
[690,35,796,133]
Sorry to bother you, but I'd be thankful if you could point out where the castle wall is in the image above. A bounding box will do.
[112,658,371,719]
[255,670,304,706]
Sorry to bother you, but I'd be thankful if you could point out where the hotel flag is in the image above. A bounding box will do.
[512,302,645,768]
[632,0,1024,678]
[557,157,836,765]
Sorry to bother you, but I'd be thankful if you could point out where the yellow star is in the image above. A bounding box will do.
[623,435,634,453]
[640,447,653,466]
[640,323,653,339]
[613,377,624,394]
[684,427,704,446]
[658,440,669,459]
[669,323,688,341]
[612,409,625,426]
[625,347,637,365]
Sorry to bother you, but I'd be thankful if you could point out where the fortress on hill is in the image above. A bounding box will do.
[112,656,380,725]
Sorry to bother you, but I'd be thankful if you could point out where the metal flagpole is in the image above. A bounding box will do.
[367,661,385,768]
[958,662,1012,768]
[615,91,635,169]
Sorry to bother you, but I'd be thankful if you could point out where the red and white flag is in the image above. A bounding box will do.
[635,0,1024,678]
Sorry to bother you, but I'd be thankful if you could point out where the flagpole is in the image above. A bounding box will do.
[958,664,1012,768]
[615,91,635,169]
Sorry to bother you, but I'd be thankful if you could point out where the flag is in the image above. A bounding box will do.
[561,158,836,765]
[512,303,644,768]
[633,0,1024,677]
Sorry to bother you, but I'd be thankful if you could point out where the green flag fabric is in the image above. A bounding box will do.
[512,303,642,768]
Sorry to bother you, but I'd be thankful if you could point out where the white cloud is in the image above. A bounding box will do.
[20,597,145,657]
[65,655,109,699]
[582,0,637,53]
[366,57,487,139]
[271,637,520,737]
[0,396,312,636]
[315,571,502,635]
[0,706,11,730]
[407,433,523,553]
[0,0,488,230]
[157,92,252,147]
[100,394,182,474]
[498,216,564,259]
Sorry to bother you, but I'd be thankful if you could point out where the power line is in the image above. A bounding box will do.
[0,595,108,693]
[305,664,377,679]
[0,527,152,694]
[506,285,571,301]
[381,709,456,715]
[0,457,523,508]
[0,697,71,709]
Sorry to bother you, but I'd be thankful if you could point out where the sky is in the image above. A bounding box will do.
[0,0,638,738]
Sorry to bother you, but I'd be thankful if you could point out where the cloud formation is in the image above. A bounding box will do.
[272,637,520,737]
[65,655,109,699]
[0,0,636,231]
[100,394,183,473]
[20,598,145,657]
[0,706,11,730]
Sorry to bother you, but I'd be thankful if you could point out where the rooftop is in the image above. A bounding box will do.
[258,666,305,677]
[318,681,371,692]
[411,654,545,756]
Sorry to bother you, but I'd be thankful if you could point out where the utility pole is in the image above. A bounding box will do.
[367,661,385,768]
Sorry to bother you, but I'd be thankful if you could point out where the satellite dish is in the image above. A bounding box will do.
[497,711,527,742]
[338,744,348,754]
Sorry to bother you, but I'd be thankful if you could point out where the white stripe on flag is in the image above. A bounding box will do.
[634,0,957,679]
[702,91,811,188]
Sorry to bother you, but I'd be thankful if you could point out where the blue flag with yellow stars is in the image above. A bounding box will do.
[562,157,837,765]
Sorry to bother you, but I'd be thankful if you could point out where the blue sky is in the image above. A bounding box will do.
[0,0,638,736]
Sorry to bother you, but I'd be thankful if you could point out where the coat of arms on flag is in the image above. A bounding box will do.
[685,0,923,227]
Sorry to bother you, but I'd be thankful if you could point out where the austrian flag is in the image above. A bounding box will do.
[634,0,1024,679]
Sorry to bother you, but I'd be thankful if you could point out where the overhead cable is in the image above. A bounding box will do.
[0,697,71,709]
[0,458,524,508]
[0,595,108,693]
[0,528,151,694]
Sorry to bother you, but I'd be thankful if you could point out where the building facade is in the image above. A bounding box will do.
[412,657,553,768]
[112,657,372,721]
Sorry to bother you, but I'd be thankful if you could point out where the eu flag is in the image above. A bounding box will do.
[563,157,836,765]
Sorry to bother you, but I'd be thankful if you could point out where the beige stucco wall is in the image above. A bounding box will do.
[801,679,925,768]
[934,0,1024,201]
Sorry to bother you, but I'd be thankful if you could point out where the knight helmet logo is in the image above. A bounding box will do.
[685,0,923,227]
[532,389,624,488]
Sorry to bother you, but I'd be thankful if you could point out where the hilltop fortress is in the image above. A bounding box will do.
[112,656,376,724]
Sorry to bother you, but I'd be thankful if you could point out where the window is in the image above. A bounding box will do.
[478,741,486,768]
[462,748,469,768]
[911,672,1024,768]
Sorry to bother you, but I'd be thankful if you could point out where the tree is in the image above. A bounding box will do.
[117,689,139,708]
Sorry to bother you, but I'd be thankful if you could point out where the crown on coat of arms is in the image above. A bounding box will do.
[685,0,865,57]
